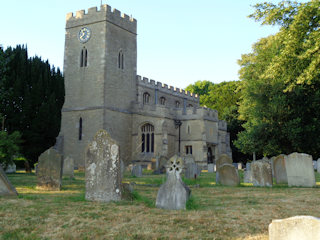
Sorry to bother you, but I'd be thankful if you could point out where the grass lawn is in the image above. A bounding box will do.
[1,170,320,239]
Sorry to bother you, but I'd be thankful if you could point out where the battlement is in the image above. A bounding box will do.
[132,101,218,121]
[66,4,137,33]
[136,75,199,101]
[218,120,227,130]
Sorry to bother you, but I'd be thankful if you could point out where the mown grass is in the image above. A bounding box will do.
[1,170,320,239]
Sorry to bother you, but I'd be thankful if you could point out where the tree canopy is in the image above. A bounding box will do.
[0,45,65,168]
[235,0,320,157]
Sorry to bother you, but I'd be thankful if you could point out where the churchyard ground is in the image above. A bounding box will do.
[1,171,320,239]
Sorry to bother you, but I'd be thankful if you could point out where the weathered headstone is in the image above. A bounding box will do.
[246,162,251,171]
[285,152,315,187]
[132,164,142,177]
[184,155,200,179]
[156,155,191,210]
[37,148,63,191]
[218,163,240,186]
[269,216,320,240]
[158,156,168,174]
[207,163,214,173]
[0,165,18,196]
[85,129,121,202]
[251,160,272,187]
[313,160,317,170]
[317,158,320,173]
[273,154,287,184]
[244,170,252,183]
[4,163,16,174]
[63,156,74,179]
[216,154,233,183]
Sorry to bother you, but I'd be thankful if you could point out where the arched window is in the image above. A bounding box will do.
[80,48,88,67]
[143,92,150,104]
[207,147,213,164]
[175,101,180,108]
[160,96,166,105]
[79,117,83,140]
[141,123,154,153]
[118,50,124,69]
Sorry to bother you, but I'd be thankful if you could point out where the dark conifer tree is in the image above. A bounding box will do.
[0,45,65,169]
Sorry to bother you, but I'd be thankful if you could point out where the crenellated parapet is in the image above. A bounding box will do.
[66,5,137,33]
[218,120,227,131]
[132,101,218,122]
[137,75,199,102]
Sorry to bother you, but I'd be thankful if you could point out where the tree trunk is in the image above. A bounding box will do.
[24,160,31,173]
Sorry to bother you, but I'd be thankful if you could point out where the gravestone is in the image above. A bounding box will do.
[158,156,168,174]
[184,155,200,179]
[156,155,191,210]
[216,154,233,183]
[85,129,121,202]
[132,164,142,177]
[317,159,320,173]
[37,148,63,191]
[218,163,239,186]
[63,156,74,179]
[207,163,214,173]
[246,162,251,171]
[251,160,272,187]
[285,152,315,187]
[269,216,320,240]
[313,161,317,170]
[244,170,252,183]
[273,154,287,184]
[4,163,16,174]
[0,165,18,196]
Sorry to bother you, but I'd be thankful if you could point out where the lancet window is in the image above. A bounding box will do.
[141,123,154,153]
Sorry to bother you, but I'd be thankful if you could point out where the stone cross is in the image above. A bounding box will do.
[156,155,190,210]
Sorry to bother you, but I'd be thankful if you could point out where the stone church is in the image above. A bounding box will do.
[59,4,232,170]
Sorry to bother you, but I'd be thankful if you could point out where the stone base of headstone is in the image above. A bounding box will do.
[156,155,190,210]
[269,216,320,240]
[36,148,63,191]
[0,166,18,197]
[132,164,142,177]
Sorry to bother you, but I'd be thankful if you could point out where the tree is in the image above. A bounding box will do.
[236,0,320,157]
[0,45,65,169]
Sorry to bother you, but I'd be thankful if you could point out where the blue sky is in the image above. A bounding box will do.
[1,0,292,89]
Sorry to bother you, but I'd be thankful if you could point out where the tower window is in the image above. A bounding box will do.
[160,97,166,105]
[185,145,192,155]
[175,101,180,108]
[79,117,83,140]
[118,50,124,69]
[141,123,154,153]
[80,48,88,67]
[143,92,150,104]
[187,104,193,108]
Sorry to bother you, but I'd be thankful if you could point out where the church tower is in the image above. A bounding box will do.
[60,5,137,167]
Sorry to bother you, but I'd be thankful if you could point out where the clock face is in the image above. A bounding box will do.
[78,27,91,43]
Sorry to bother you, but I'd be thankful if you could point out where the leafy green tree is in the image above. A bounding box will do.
[236,0,320,157]
[0,45,65,169]
[0,130,22,170]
